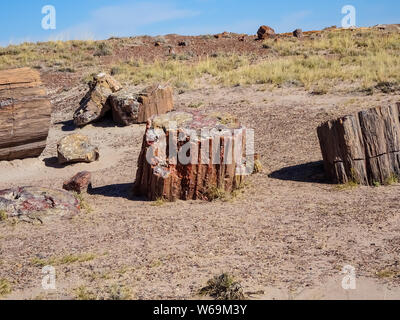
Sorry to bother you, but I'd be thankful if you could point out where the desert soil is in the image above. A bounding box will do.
[1,34,400,300]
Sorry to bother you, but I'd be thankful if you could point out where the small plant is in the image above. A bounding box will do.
[0,278,12,297]
[0,210,7,221]
[385,174,399,185]
[199,273,245,300]
[373,181,381,187]
[107,284,132,300]
[151,197,167,207]
[205,186,227,202]
[31,253,96,267]
[74,286,96,300]
[93,42,113,57]
[188,101,204,108]
[73,192,93,214]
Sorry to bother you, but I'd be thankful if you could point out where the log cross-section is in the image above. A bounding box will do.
[317,104,400,185]
[0,68,51,161]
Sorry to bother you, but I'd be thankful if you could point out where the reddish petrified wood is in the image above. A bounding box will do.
[63,171,92,194]
[317,103,400,185]
[133,111,254,201]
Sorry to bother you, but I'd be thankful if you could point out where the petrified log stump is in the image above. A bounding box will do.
[109,84,174,126]
[0,68,51,161]
[317,103,400,185]
[133,111,254,201]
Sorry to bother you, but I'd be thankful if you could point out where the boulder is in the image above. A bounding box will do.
[293,29,303,38]
[57,134,99,164]
[0,187,80,222]
[257,25,275,40]
[109,84,174,126]
[73,73,122,127]
[133,111,254,201]
[63,171,92,194]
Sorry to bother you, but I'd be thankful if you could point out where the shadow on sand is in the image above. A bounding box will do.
[268,161,328,184]
[88,182,145,200]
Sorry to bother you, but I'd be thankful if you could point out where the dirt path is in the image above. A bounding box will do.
[1,83,400,300]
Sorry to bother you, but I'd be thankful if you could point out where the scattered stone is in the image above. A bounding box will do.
[257,25,275,40]
[133,110,253,201]
[73,73,122,127]
[0,187,80,223]
[109,84,174,126]
[63,171,92,194]
[57,134,99,164]
[293,28,303,38]
[317,103,400,185]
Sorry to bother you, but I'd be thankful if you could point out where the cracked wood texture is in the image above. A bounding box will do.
[133,111,250,201]
[0,68,51,161]
[317,103,400,185]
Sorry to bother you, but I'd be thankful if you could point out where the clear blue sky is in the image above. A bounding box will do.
[0,0,398,46]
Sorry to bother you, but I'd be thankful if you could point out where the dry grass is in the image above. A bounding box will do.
[0,278,12,297]
[31,253,96,267]
[199,273,245,300]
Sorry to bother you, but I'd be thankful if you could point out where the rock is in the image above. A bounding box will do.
[293,29,303,38]
[374,24,400,32]
[257,25,275,40]
[63,171,92,194]
[109,84,174,126]
[57,134,99,164]
[214,31,230,39]
[0,187,80,223]
[317,103,400,185]
[73,73,122,127]
[133,110,254,201]
[178,40,189,46]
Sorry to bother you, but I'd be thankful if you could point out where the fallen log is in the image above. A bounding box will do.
[133,111,254,201]
[0,68,51,161]
[317,103,400,185]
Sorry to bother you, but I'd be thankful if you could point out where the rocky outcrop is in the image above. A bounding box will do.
[0,187,80,222]
[0,68,51,161]
[63,171,92,194]
[133,111,254,201]
[73,73,122,127]
[57,134,99,164]
[109,84,174,126]
[317,103,400,185]
[257,26,275,40]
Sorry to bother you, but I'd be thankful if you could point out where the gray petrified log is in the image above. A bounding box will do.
[317,103,400,185]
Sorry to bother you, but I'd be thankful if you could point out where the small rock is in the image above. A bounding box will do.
[293,28,303,38]
[257,25,275,40]
[63,171,92,194]
[178,40,189,46]
[57,134,99,164]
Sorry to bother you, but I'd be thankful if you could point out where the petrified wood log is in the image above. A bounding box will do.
[317,103,400,185]
[73,73,122,127]
[109,84,174,126]
[133,111,254,201]
[0,68,51,161]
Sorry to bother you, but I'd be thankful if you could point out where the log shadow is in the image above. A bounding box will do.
[88,183,145,200]
[268,161,329,184]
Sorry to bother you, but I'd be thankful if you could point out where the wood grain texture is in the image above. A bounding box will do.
[0,68,51,161]
[317,104,400,185]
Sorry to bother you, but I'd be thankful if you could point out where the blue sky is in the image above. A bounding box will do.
[0,0,398,46]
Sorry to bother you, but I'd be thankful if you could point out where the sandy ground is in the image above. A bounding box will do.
[1,78,400,300]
